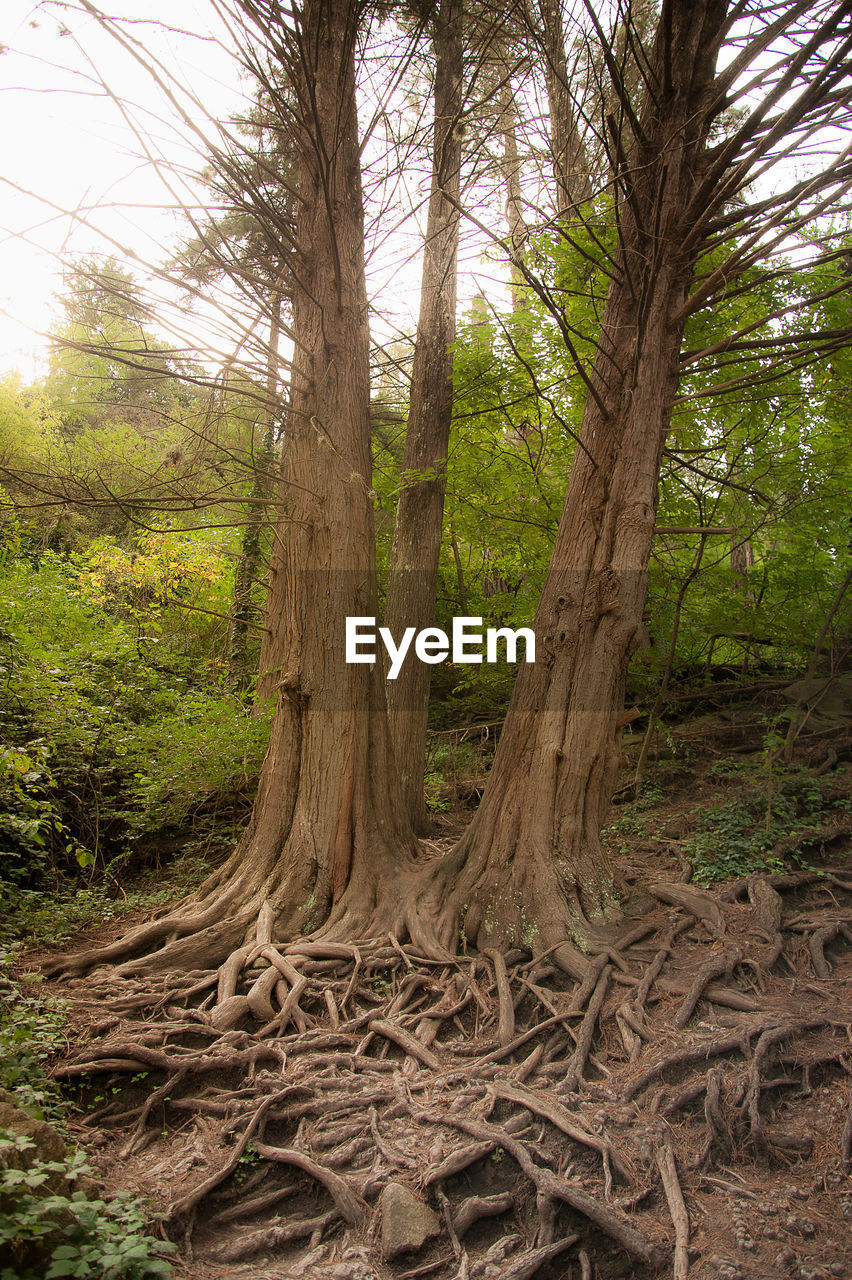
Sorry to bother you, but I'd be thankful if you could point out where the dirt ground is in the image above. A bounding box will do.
[30,716,852,1280]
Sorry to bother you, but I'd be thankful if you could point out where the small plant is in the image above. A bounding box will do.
[602,794,656,849]
[0,1134,175,1279]
[685,799,782,884]
[685,764,844,884]
[632,780,664,812]
[232,1139,261,1185]
[708,757,753,779]
[0,953,69,1119]
[423,770,451,813]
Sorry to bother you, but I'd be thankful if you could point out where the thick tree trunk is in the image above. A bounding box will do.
[57,0,421,979]
[418,0,730,976]
[384,0,463,833]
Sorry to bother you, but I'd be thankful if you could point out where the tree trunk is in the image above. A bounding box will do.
[255,533,284,701]
[384,0,464,833]
[499,78,527,311]
[58,0,420,978]
[730,527,756,669]
[633,534,710,799]
[229,292,281,688]
[783,562,852,761]
[536,0,593,216]
[418,0,730,977]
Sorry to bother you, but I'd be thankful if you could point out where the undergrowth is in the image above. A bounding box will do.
[0,1133,176,1280]
[0,853,212,951]
[687,758,849,884]
[0,955,69,1119]
[0,957,175,1278]
[424,735,493,811]
[605,752,850,884]
[0,549,271,887]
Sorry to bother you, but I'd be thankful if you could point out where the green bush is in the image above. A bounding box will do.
[0,1134,175,1280]
[0,744,82,884]
[0,959,174,1278]
[0,549,270,884]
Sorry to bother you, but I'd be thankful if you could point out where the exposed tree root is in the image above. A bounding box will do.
[45,862,852,1279]
[655,1132,690,1280]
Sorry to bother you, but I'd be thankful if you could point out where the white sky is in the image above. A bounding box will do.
[2,2,844,386]
[0,0,521,390]
[0,0,265,379]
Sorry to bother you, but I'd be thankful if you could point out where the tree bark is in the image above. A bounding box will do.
[384,0,464,832]
[57,0,421,978]
[535,0,593,216]
[229,291,281,688]
[417,0,730,976]
[255,515,285,701]
[498,78,528,311]
[633,534,709,800]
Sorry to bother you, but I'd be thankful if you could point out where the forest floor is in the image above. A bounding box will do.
[16,697,852,1280]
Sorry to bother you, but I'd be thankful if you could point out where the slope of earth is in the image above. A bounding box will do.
[23,704,852,1280]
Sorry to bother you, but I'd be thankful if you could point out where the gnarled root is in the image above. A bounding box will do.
[45,865,852,1279]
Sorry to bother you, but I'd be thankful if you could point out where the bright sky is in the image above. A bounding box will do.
[0,0,510,386]
[2,2,841,387]
[0,0,251,379]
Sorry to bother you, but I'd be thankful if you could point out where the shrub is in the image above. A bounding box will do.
[0,550,270,882]
[0,960,174,1278]
[0,1136,175,1280]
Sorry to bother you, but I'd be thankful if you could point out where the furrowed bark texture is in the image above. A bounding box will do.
[214,0,421,944]
[419,0,730,973]
[384,0,464,832]
[56,0,421,978]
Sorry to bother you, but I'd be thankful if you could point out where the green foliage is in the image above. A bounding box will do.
[687,763,847,884]
[686,798,786,884]
[0,956,68,1118]
[0,863,208,952]
[0,541,271,886]
[434,226,852,716]
[80,532,225,622]
[423,737,488,812]
[0,956,174,1278]
[0,744,83,882]
[121,695,272,842]
[232,1140,261,1185]
[0,1134,175,1280]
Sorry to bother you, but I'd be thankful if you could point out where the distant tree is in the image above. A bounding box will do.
[384,0,464,830]
[171,91,297,683]
[47,258,188,438]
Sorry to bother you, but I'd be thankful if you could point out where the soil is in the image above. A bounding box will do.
[28,712,852,1280]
